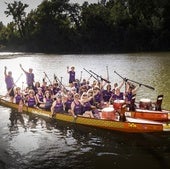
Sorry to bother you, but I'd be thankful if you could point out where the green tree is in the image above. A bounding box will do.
[0,22,7,47]
[24,0,82,52]
[80,3,113,52]
[4,1,29,38]
[1,0,170,53]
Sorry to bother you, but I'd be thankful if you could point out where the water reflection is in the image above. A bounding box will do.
[0,107,169,169]
[8,110,26,133]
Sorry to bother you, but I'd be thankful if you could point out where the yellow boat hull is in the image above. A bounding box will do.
[0,98,170,133]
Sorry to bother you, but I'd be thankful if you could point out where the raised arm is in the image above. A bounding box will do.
[4,66,7,77]
[20,64,27,74]
[67,66,69,73]
[118,80,125,90]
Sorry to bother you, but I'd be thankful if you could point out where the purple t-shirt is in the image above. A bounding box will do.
[69,71,75,83]
[26,72,34,86]
[5,76,14,90]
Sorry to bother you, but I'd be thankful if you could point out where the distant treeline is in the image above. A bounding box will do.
[0,0,170,53]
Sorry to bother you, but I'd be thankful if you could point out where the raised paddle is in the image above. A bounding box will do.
[114,71,155,90]
[106,65,110,82]
[83,68,99,82]
[79,71,83,82]
[43,72,52,84]
[89,70,111,83]
[54,74,68,92]
[14,73,23,85]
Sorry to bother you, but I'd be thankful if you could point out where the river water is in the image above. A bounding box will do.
[0,52,170,169]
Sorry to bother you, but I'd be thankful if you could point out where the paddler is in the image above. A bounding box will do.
[4,66,15,102]
[20,64,35,89]
[67,66,76,85]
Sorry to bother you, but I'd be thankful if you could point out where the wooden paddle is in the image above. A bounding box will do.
[114,71,155,90]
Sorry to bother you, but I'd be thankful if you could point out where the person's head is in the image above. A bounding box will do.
[127,85,135,93]
[45,90,51,97]
[37,87,42,93]
[114,83,118,88]
[115,87,120,94]
[29,68,33,73]
[15,87,21,93]
[29,89,35,95]
[35,82,40,87]
[74,93,80,100]
[53,83,58,87]
[8,71,12,76]
[81,92,88,100]
[87,89,93,96]
[106,84,111,90]
[56,93,62,100]
[67,92,73,98]
[71,66,75,71]
[93,86,100,93]
[92,81,97,86]
[16,87,21,90]
[81,85,87,92]
[71,87,77,94]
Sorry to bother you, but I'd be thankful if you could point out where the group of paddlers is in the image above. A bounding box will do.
[3,65,139,120]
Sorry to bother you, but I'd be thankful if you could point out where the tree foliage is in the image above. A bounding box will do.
[0,0,170,53]
[4,1,28,38]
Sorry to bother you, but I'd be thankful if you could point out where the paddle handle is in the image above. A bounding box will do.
[114,71,125,80]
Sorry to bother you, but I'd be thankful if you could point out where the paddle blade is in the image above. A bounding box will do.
[143,84,155,90]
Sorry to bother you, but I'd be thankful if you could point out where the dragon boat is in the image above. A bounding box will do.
[0,97,170,133]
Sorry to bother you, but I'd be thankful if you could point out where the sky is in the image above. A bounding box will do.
[0,0,98,25]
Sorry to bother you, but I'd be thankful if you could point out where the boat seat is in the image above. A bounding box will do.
[153,94,164,111]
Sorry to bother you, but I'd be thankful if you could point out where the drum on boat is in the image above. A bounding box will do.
[101,107,115,120]
[113,100,125,110]
[139,98,151,110]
